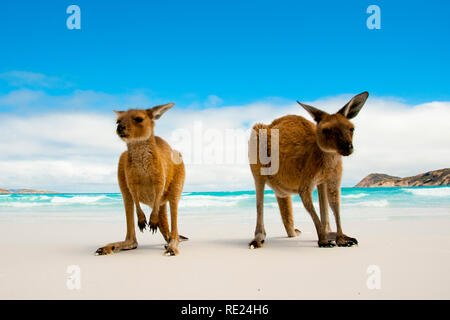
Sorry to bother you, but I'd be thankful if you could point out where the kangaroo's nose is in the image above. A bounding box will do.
[117,124,125,132]
[348,143,353,149]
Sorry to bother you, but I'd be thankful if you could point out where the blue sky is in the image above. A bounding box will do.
[1,0,449,109]
[0,1,449,192]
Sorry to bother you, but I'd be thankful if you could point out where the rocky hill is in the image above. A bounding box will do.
[355,168,450,187]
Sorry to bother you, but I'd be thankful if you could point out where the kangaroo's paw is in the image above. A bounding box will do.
[138,219,147,232]
[149,213,159,234]
[318,240,336,248]
[95,244,117,255]
[249,239,265,249]
[149,221,158,234]
[95,241,137,255]
[288,228,302,237]
[179,235,189,241]
[336,235,358,247]
[249,232,265,249]
[164,244,179,256]
[164,248,179,256]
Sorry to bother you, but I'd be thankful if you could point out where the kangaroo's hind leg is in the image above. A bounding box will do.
[276,195,301,237]
[299,185,334,248]
[165,199,181,256]
[317,184,336,241]
[326,181,358,247]
[158,203,170,243]
[249,178,266,248]
[96,161,138,255]
[159,202,188,251]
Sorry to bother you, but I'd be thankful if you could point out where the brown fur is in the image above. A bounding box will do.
[96,103,187,256]
[248,92,369,248]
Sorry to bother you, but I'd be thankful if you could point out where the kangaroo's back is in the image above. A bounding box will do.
[249,114,318,186]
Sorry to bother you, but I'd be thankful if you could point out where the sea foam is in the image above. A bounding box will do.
[342,193,369,199]
[50,195,107,204]
[346,199,389,207]
[402,187,450,197]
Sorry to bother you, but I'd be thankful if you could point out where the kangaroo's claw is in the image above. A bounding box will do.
[149,223,158,234]
[138,220,147,232]
[318,240,336,248]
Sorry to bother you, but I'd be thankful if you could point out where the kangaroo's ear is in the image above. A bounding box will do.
[114,110,124,116]
[337,92,369,119]
[146,103,175,120]
[297,101,328,123]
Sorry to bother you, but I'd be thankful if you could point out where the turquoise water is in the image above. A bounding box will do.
[0,187,449,223]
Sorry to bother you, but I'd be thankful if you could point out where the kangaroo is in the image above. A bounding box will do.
[96,103,187,256]
[248,92,369,248]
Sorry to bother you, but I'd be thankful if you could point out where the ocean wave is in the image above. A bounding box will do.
[265,201,319,209]
[179,193,255,208]
[346,200,389,207]
[179,198,237,208]
[342,193,369,199]
[402,187,450,197]
[50,195,108,204]
[181,194,252,202]
[105,196,122,201]
[1,202,48,208]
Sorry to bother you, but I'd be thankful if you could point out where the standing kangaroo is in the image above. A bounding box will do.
[96,103,187,256]
[248,92,369,248]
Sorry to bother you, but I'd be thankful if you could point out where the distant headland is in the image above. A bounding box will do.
[0,188,59,194]
[355,168,450,187]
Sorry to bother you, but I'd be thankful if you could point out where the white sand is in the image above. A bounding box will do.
[1,218,450,299]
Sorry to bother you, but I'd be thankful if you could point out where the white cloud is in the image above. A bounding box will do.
[0,88,158,112]
[0,71,67,88]
[0,91,449,192]
[204,94,223,108]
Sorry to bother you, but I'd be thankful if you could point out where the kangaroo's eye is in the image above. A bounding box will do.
[134,117,144,123]
[322,128,332,134]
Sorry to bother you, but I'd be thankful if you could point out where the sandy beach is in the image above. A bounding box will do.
[1,217,449,299]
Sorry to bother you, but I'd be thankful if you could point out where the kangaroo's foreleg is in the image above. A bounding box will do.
[327,181,358,247]
[249,179,266,248]
[276,195,301,237]
[299,186,335,248]
[317,183,335,240]
[96,169,138,255]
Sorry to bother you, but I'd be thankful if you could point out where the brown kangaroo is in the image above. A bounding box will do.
[96,103,187,256]
[248,92,369,248]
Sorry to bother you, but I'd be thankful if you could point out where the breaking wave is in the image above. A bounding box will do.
[179,194,251,208]
[402,187,450,197]
[346,200,389,207]
[342,193,368,199]
[50,195,108,204]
